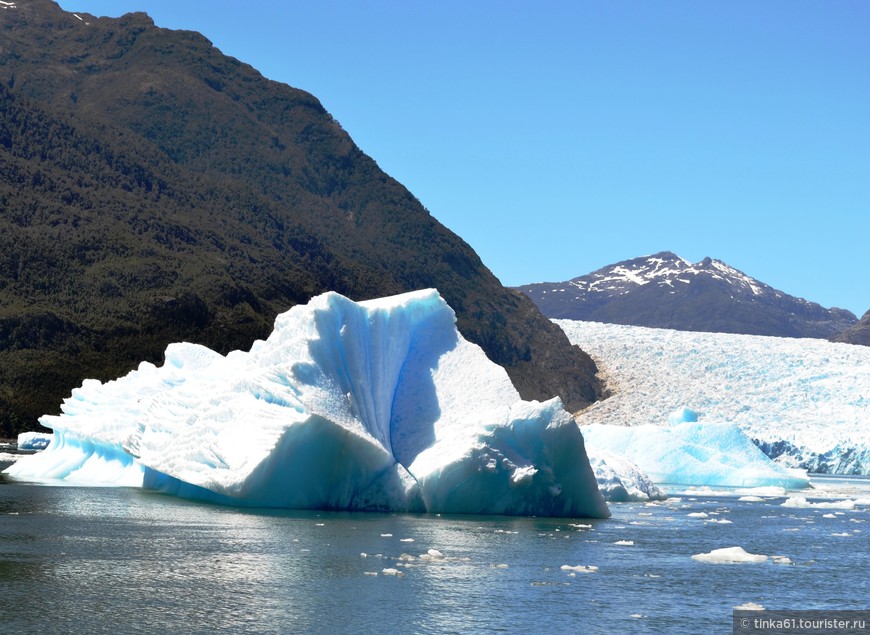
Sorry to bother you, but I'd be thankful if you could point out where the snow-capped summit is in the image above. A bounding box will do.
[517,251,857,338]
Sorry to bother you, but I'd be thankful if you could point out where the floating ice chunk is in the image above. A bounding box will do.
[781,497,857,510]
[687,512,709,518]
[426,549,444,559]
[613,540,635,546]
[822,513,837,519]
[582,422,810,489]
[5,290,609,518]
[381,568,403,576]
[560,564,598,573]
[736,486,787,497]
[738,496,765,502]
[691,546,767,564]
[16,432,53,451]
[585,447,667,502]
[771,556,793,565]
[735,602,766,611]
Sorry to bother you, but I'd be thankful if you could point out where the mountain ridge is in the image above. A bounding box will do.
[0,0,602,435]
[517,251,858,339]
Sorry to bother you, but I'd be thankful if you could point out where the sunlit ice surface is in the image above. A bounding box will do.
[5,290,608,518]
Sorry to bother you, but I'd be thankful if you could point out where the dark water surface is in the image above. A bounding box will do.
[1,478,868,634]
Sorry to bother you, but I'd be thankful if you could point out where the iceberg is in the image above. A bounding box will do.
[585,448,667,502]
[581,418,810,490]
[4,289,609,518]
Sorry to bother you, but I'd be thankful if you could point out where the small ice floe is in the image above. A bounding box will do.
[560,564,598,573]
[400,538,415,542]
[781,497,856,510]
[427,548,444,559]
[705,518,733,525]
[771,555,793,565]
[360,552,368,558]
[736,486,786,497]
[831,532,852,537]
[315,523,325,527]
[738,496,765,502]
[380,533,393,537]
[569,523,592,530]
[684,486,718,495]
[734,602,765,611]
[630,614,645,619]
[691,546,767,564]
[822,513,837,519]
[687,512,709,518]
[613,540,635,546]
[381,568,404,576]
[491,563,509,569]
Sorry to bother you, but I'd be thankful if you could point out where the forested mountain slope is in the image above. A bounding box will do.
[0,1,601,435]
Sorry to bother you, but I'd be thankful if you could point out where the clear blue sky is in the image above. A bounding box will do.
[59,1,870,316]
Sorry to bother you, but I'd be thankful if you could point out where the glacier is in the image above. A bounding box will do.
[559,320,870,477]
[4,289,610,518]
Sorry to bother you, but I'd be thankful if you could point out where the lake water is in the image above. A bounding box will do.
[1,476,868,634]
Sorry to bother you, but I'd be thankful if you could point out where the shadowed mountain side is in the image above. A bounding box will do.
[0,1,602,435]
[517,252,856,339]
[833,311,870,346]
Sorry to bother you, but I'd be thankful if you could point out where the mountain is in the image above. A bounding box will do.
[833,310,870,346]
[517,251,857,338]
[0,0,601,436]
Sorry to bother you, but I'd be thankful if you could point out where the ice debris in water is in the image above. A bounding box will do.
[781,497,857,510]
[560,564,599,573]
[691,546,768,564]
[4,290,609,518]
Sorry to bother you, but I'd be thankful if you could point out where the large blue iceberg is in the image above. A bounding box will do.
[581,409,810,490]
[4,289,609,518]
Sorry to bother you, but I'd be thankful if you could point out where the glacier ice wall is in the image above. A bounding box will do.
[5,290,609,518]
[559,320,870,475]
